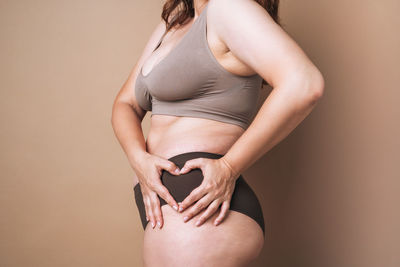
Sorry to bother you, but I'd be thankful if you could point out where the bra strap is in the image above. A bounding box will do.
[152,3,209,52]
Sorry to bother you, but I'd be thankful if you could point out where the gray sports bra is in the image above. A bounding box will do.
[135,3,263,130]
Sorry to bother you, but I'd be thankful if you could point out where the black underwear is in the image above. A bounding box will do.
[134,151,265,236]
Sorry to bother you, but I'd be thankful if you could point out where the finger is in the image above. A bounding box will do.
[183,193,213,223]
[195,199,221,227]
[150,192,163,229]
[144,195,156,229]
[154,184,179,212]
[143,196,150,222]
[214,200,230,226]
[178,183,207,212]
[140,192,150,222]
[179,158,204,174]
[159,159,181,175]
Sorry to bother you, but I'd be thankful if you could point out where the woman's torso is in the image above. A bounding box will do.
[133,3,260,183]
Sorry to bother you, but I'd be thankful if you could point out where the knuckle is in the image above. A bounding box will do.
[210,204,218,213]
[144,198,152,208]
[201,210,210,218]
[185,194,194,203]
[209,203,219,212]
[160,186,169,196]
[152,183,162,192]
[167,162,175,169]
[156,187,165,197]
[210,190,219,198]
[196,201,205,210]
[204,183,212,191]
[148,181,157,189]
[153,208,161,217]
[210,181,219,189]
[215,187,224,195]
[150,200,159,209]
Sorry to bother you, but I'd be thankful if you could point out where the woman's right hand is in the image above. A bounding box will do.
[134,152,181,229]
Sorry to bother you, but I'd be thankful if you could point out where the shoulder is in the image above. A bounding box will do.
[208,0,273,22]
[208,0,321,88]
[207,0,279,56]
[207,0,277,34]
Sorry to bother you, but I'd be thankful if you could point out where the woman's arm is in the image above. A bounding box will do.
[111,20,181,229]
[111,62,148,168]
[221,67,324,177]
[111,19,167,167]
[177,0,325,226]
[217,0,325,178]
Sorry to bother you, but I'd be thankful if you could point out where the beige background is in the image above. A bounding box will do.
[1,0,399,266]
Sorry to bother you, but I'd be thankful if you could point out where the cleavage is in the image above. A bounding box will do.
[141,19,196,77]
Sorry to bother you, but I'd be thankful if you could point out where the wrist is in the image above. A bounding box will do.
[130,149,151,168]
[220,156,239,180]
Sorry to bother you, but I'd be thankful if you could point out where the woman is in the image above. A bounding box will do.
[111,0,324,266]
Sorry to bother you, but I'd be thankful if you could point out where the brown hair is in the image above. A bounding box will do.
[160,0,281,87]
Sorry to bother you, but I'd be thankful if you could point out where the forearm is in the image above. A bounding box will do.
[111,101,149,170]
[221,74,324,177]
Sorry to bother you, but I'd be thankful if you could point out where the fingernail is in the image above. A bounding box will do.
[151,221,155,228]
[195,220,200,226]
[173,205,178,211]
[214,220,219,226]
[175,167,180,173]
[183,216,188,222]
[157,221,161,228]
[180,167,186,173]
[179,206,183,212]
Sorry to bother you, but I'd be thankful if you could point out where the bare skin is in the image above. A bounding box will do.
[111,0,324,266]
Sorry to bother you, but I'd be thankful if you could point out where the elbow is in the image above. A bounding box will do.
[110,100,119,129]
[310,68,325,102]
[111,111,116,127]
[301,67,325,106]
[110,108,116,129]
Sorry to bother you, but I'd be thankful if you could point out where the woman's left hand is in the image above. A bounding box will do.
[177,156,240,227]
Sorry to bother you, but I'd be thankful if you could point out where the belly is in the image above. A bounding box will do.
[131,114,244,185]
[146,114,244,160]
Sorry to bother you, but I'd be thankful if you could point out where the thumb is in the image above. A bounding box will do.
[159,159,181,175]
[179,158,203,174]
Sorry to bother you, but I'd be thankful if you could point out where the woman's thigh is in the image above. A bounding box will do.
[142,204,264,267]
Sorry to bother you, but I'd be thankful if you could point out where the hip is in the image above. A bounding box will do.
[134,151,266,237]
